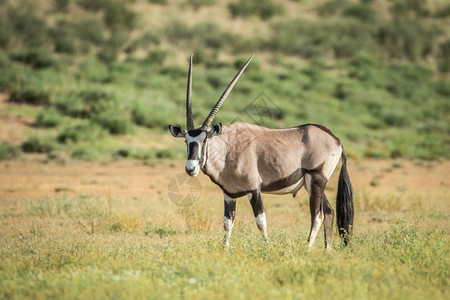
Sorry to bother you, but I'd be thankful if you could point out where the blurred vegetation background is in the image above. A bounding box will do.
[0,0,449,161]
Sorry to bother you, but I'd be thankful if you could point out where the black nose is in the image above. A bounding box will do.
[185,166,195,174]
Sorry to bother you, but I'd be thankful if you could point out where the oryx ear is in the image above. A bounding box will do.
[211,123,222,136]
[168,124,185,138]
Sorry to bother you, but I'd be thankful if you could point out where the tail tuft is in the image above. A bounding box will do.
[336,147,354,246]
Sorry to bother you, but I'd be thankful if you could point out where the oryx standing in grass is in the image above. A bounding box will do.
[169,55,354,249]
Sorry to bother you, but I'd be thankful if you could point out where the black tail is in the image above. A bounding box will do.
[336,147,354,246]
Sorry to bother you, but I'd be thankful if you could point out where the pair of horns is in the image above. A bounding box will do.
[185,54,254,131]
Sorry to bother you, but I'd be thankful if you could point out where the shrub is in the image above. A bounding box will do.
[9,88,50,106]
[228,0,283,20]
[147,0,167,5]
[9,49,56,69]
[7,2,47,47]
[437,40,450,72]
[381,111,410,127]
[0,12,11,48]
[53,0,70,12]
[433,81,450,97]
[0,142,21,160]
[144,224,177,237]
[71,146,102,160]
[57,124,106,144]
[22,136,56,153]
[343,3,375,21]
[76,0,106,12]
[55,89,117,118]
[186,0,217,10]
[155,148,176,159]
[75,16,105,45]
[49,21,75,53]
[103,0,136,30]
[317,0,349,16]
[93,112,132,135]
[146,49,169,65]
[384,63,433,99]
[131,102,173,129]
[35,109,62,128]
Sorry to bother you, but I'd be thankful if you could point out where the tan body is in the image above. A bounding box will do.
[203,122,342,197]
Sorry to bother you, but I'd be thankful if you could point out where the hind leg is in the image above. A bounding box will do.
[323,194,335,250]
[305,173,327,249]
[248,189,268,242]
[223,193,236,248]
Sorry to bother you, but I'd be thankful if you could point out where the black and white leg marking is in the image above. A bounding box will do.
[305,173,327,249]
[248,189,268,242]
[322,194,335,250]
[223,193,236,247]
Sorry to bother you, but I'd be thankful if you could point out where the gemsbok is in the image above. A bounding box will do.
[169,55,354,249]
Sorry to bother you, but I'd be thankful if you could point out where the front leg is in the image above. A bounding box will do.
[223,193,236,247]
[248,189,268,242]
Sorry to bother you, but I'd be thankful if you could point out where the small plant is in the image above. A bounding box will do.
[144,224,177,237]
[9,87,50,106]
[147,0,167,5]
[9,49,56,69]
[0,142,21,160]
[93,112,132,135]
[71,146,102,161]
[228,0,283,20]
[35,109,62,128]
[22,136,56,153]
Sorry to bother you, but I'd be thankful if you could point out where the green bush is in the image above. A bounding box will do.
[146,49,169,65]
[35,109,62,128]
[0,12,11,48]
[343,3,375,21]
[93,112,132,135]
[75,16,105,45]
[317,0,349,16]
[71,146,102,160]
[9,49,56,69]
[144,224,177,237]
[53,0,70,12]
[7,2,47,47]
[55,89,117,118]
[49,21,75,53]
[76,0,106,12]
[437,40,450,72]
[9,88,50,106]
[103,0,136,30]
[57,124,106,144]
[185,0,217,10]
[0,142,21,160]
[147,0,167,5]
[384,63,433,99]
[22,136,56,153]
[228,0,283,20]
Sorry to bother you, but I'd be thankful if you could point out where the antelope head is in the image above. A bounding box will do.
[169,54,253,177]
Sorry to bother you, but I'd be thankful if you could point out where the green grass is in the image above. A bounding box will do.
[0,0,448,161]
[0,219,447,299]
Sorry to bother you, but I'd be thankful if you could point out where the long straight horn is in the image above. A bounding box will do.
[186,54,195,131]
[202,54,254,130]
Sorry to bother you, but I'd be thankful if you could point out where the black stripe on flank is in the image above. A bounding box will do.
[261,169,303,192]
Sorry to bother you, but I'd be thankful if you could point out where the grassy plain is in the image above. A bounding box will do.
[0,158,448,299]
[0,0,449,298]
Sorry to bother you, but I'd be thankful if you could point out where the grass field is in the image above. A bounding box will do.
[0,158,448,299]
[0,0,449,298]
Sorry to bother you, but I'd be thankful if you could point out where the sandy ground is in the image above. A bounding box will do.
[0,157,448,232]
[0,157,448,201]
